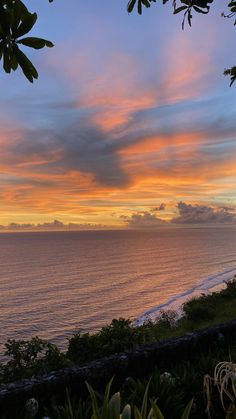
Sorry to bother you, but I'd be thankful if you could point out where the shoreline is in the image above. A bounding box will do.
[1,268,236,362]
[135,267,236,326]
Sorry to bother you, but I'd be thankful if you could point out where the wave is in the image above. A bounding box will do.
[134,266,236,326]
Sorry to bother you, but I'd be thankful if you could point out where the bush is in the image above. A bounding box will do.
[67,332,100,363]
[1,336,68,383]
[67,319,134,364]
[183,297,216,323]
[98,318,134,354]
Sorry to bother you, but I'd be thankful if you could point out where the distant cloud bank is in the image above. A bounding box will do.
[173,202,236,224]
[121,211,166,228]
[122,202,236,228]
[1,202,236,231]
[0,220,105,231]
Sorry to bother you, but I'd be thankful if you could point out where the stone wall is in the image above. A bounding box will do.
[1,319,236,416]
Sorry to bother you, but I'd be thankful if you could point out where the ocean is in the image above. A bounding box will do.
[0,227,236,356]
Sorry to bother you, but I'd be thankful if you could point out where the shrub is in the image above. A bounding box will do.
[67,332,100,363]
[2,336,68,382]
[97,318,134,355]
[182,297,216,323]
[45,378,193,419]
[67,319,134,363]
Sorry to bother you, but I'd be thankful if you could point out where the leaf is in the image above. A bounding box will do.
[108,392,120,417]
[174,5,188,14]
[15,12,37,38]
[150,400,165,419]
[187,10,192,26]
[138,0,142,14]
[65,388,74,419]
[13,46,38,82]
[180,399,194,419]
[10,49,18,71]
[127,0,137,13]
[3,46,12,73]
[141,379,151,417]
[142,0,151,8]
[0,41,3,61]
[86,382,100,419]
[121,405,131,419]
[193,5,209,14]
[0,3,10,35]
[17,37,54,49]
[133,406,143,419]
[11,0,31,38]
[104,377,113,404]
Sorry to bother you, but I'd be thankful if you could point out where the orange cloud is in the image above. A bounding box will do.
[47,30,213,135]
[161,34,213,103]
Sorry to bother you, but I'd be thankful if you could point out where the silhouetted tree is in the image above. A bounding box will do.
[0,0,53,82]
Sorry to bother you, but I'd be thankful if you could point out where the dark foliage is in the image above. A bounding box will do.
[0,0,53,82]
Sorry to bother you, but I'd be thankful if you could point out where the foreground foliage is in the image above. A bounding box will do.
[0,0,53,82]
[8,352,236,419]
[204,361,236,418]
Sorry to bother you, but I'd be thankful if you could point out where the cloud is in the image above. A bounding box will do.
[152,203,166,211]
[0,119,130,188]
[121,211,167,229]
[0,220,105,231]
[0,30,236,225]
[173,202,236,224]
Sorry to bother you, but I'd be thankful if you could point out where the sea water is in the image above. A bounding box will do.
[0,227,236,355]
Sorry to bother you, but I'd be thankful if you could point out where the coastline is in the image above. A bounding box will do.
[135,267,236,326]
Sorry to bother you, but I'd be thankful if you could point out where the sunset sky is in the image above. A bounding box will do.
[0,0,236,228]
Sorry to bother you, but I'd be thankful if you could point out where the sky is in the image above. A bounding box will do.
[0,0,236,229]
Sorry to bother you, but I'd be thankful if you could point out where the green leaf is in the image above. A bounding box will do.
[121,405,131,419]
[17,37,54,49]
[141,379,151,417]
[108,392,121,417]
[134,406,143,419]
[150,400,165,419]
[86,382,100,419]
[180,399,194,419]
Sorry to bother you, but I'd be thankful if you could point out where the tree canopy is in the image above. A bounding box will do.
[0,0,235,84]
